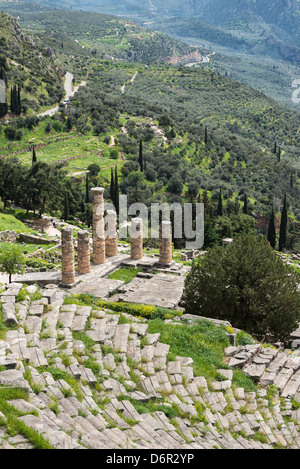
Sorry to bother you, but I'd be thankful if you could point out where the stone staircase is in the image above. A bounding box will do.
[0,282,300,449]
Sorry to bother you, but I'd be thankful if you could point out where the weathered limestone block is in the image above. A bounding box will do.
[105,210,118,257]
[127,338,141,362]
[130,322,148,336]
[130,218,143,260]
[0,369,31,393]
[242,363,266,382]
[86,317,108,344]
[2,302,18,326]
[28,347,48,367]
[61,227,76,286]
[77,230,91,274]
[91,187,106,265]
[29,304,44,316]
[25,316,42,334]
[159,221,173,265]
[0,340,16,369]
[103,353,117,371]
[113,324,131,353]
[281,369,300,398]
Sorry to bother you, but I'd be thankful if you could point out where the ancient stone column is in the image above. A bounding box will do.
[61,227,76,285]
[105,210,118,258]
[91,187,106,264]
[130,217,143,260]
[77,230,91,274]
[159,221,173,266]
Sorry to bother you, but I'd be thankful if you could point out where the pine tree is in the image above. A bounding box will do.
[243,193,248,215]
[267,207,276,249]
[279,193,288,252]
[217,189,223,217]
[139,140,144,172]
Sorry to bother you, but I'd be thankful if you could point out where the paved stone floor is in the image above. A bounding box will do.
[16,254,190,309]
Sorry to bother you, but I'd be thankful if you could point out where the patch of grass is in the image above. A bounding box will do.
[107,267,142,284]
[147,318,257,392]
[0,213,35,234]
[232,370,257,392]
[147,318,229,381]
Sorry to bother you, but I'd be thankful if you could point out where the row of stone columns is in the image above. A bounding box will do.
[60,187,173,286]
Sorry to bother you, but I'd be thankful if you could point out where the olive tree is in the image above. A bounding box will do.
[0,245,25,283]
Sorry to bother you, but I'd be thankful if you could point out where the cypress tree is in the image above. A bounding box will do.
[267,207,276,249]
[17,86,21,115]
[85,203,92,228]
[110,167,114,202]
[204,125,208,145]
[139,140,143,172]
[85,173,89,204]
[80,199,85,214]
[114,165,119,215]
[217,189,223,217]
[10,87,14,114]
[63,192,69,222]
[277,147,281,162]
[273,141,277,154]
[243,193,248,215]
[0,101,8,118]
[202,190,212,217]
[10,85,19,115]
[279,193,288,252]
[32,145,37,164]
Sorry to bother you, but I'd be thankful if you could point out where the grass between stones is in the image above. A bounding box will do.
[0,387,55,449]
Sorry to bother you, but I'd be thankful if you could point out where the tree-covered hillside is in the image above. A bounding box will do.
[0,12,64,115]
[66,61,300,219]
[0,9,300,251]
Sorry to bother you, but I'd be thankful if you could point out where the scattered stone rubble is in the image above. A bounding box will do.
[1,282,300,450]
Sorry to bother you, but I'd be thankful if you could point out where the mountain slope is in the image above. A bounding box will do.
[3,0,300,111]
[0,12,63,115]
[14,0,300,38]
[1,7,300,228]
